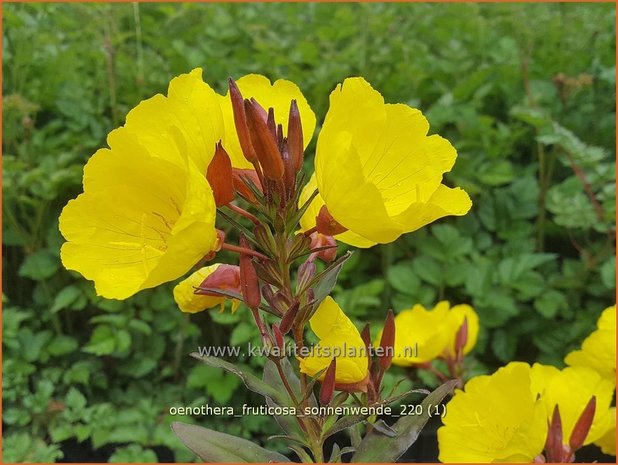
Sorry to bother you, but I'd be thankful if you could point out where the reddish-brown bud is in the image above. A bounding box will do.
[287,99,304,173]
[545,405,563,463]
[361,323,372,370]
[279,300,300,335]
[228,78,257,163]
[454,316,468,361]
[206,142,235,207]
[316,205,347,236]
[266,108,277,140]
[232,168,262,203]
[244,99,284,180]
[569,396,596,451]
[272,324,285,353]
[379,310,395,370]
[297,260,316,291]
[308,232,338,262]
[195,264,241,296]
[320,358,337,406]
[239,233,261,310]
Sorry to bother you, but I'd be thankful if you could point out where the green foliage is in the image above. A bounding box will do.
[3,2,615,462]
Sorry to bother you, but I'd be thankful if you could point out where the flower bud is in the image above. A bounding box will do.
[297,260,316,292]
[195,264,241,297]
[228,78,257,163]
[287,99,304,173]
[378,310,395,370]
[569,396,596,451]
[316,205,347,236]
[308,232,338,262]
[454,316,468,362]
[279,300,300,335]
[244,99,284,180]
[206,142,235,207]
[239,233,261,310]
[320,358,337,406]
[232,168,262,203]
[545,405,563,463]
[272,323,285,354]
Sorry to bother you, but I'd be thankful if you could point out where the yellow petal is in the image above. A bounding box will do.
[390,303,449,365]
[438,362,547,463]
[219,74,316,169]
[565,304,616,383]
[59,130,216,300]
[595,407,616,455]
[530,364,615,445]
[298,296,368,384]
[315,77,471,244]
[298,173,377,248]
[124,68,223,173]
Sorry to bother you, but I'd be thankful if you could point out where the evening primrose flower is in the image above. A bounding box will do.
[59,128,217,300]
[595,408,616,455]
[122,68,224,173]
[173,264,241,313]
[300,77,471,246]
[386,301,478,365]
[298,296,369,389]
[438,362,547,463]
[565,304,616,383]
[218,74,316,169]
[530,363,615,447]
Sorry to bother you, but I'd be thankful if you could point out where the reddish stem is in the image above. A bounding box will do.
[226,203,260,225]
[221,242,268,261]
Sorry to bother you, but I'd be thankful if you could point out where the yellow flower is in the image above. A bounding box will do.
[387,301,479,365]
[298,296,369,387]
[123,68,224,173]
[173,264,241,314]
[301,77,471,246]
[218,74,316,169]
[59,127,217,300]
[438,362,547,463]
[530,363,615,446]
[565,305,616,383]
[595,407,616,455]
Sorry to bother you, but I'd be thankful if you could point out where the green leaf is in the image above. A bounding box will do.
[534,290,567,318]
[306,250,353,307]
[190,353,287,406]
[386,262,420,295]
[18,250,59,280]
[351,380,457,462]
[109,445,158,463]
[187,364,241,404]
[47,334,78,356]
[50,285,81,313]
[82,325,116,355]
[171,422,289,462]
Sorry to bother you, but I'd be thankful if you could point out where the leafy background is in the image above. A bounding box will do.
[2,2,615,462]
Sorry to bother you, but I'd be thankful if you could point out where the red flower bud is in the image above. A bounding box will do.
[308,232,338,262]
[232,168,263,203]
[379,310,395,370]
[272,323,285,353]
[228,78,257,163]
[454,316,468,361]
[320,358,337,406]
[206,142,235,207]
[287,99,304,173]
[279,300,300,335]
[316,205,347,236]
[244,99,284,180]
[569,396,596,451]
[195,264,241,296]
[239,233,261,310]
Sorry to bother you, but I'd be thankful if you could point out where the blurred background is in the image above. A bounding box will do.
[2,2,616,463]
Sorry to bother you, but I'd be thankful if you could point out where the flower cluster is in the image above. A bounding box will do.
[59,69,474,462]
[438,305,617,462]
